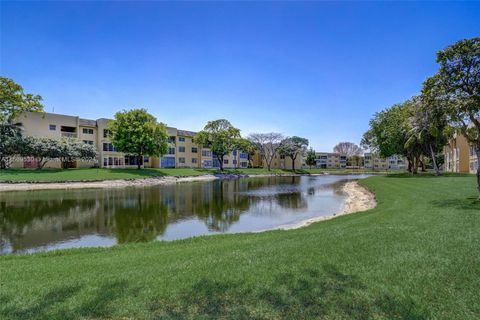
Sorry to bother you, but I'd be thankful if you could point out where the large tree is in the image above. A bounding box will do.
[109,109,169,169]
[436,37,480,197]
[278,136,309,171]
[333,142,363,157]
[0,77,43,123]
[248,133,284,171]
[194,119,242,171]
[0,77,44,169]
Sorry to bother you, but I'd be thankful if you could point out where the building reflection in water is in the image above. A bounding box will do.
[0,175,366,254]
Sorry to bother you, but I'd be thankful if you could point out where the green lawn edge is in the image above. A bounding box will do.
[1,174,479,319]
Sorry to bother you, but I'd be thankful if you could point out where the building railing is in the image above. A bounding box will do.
[61,132,77,138]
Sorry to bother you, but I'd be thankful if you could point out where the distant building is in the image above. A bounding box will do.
[12,112,250,169]
[363,153,406,170]
[444,132,478,174]
[312,152,347,169]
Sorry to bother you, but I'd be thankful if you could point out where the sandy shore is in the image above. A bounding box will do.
[0,175,223,192]
[0,173,326,192]
[273,181,377,230]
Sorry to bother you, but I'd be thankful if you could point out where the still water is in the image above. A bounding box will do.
[0,175,368,255]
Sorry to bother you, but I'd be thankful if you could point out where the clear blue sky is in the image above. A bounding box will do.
[1,2,479,151]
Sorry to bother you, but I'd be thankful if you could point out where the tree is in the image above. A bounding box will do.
[361,102,421,173]
[232,138,255,169]
[20,137,61,169]
[333,142,363,157]
[278,136,309,171]
[0,77,43,123]
[0,122,22,169]
[194,119,242,171]
[305,148,316,170]
[348,155,364,168]
[109,109,169,169]
[0,77,43,169]
[248,133,284,171]
[436,37,480,197]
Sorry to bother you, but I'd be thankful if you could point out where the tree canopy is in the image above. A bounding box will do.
[333,142,363,157]
[248,133,284,171]
[278,136,309,171]
[109,109,169,169]
[194,119,241,171]
[0,77,43,123]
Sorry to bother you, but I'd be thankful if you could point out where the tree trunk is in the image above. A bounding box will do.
[137,155,143,169]
[412,156,418,174]
[429,144,440,176]
[420,156,426,172]
[218,155,224,171]
[407,155,412,173]
[291,155,296,171]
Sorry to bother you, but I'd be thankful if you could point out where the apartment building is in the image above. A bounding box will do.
[249,151,303,170]
[364,153,406,170]
[444,133,478,174]
[12,112,249,169]
[312,152,347,169]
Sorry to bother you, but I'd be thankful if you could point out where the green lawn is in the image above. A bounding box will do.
[1,175,479,319]
[0,167,390,183]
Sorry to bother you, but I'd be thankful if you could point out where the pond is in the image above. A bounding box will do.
[0,175,369,255]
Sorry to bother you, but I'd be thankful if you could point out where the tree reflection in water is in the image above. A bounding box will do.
[0,176,356,254]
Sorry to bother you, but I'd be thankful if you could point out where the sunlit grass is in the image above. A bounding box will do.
[1,175,479,319]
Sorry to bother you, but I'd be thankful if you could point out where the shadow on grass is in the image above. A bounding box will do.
[431,197,480,211]
[0,280,135,320]
[149,264,429,319]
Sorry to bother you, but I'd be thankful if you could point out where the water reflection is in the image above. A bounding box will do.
[0,175,367,254]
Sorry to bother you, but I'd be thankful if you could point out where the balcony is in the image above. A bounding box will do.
[60,126,77,138]
[61,132,77,138]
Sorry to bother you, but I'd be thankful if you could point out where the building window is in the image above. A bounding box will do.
[103,158,107,166]
[144,156,149,163]
[83,140,94,145]
[103,143,116,152]
[179,157,185,164]
[179,146,185,152]
[103,129,110,138]
[239,152,248,159]
[202,150,212,157]
[178,137,185,142]
[168,136,176,143]
[233,150,237,156]
[168,147,175,155]
[241,162,248,168]
[280,155,285,159]
[192,158,198,164]
[82,128,94,134]
[191,147,198,153]
[224,159,229,164]
[233,160,237,165]
[108,157,113,166]
[49,124,56,131]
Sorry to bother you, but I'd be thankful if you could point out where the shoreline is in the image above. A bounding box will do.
[0,172,338,192]
[270,180,377,231]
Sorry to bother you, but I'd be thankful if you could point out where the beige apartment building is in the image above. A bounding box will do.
[12,112,250,169]
[363,153,406,170]
[444,133,478,174]
[311,152,347,169]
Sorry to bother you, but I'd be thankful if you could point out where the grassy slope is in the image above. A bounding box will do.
[1,175,479,319]
[0,167,390,183]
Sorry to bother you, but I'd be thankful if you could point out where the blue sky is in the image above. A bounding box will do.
[1,2,479,151]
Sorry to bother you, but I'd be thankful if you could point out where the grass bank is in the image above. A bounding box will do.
[1,175,479,319]
[0,167,391,183]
